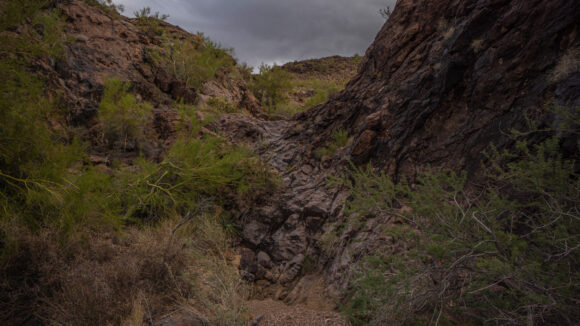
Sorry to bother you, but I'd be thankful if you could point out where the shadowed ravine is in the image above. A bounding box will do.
[0,0,578,325]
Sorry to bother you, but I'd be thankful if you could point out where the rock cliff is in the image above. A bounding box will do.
[226,0,580,304]
[294,0,579,178]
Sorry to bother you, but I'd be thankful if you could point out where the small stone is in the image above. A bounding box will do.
[257,251,272,268]
[243,221,268,246]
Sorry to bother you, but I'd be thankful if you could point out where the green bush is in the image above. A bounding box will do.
[314,129,349,159]
[133,7,169,35]
[338,120,579,325]
[158,33,235,88]
[207,97,236,113]
[97,79,152,152]
[0,1,86,229]
[251,63,292,112]
[304,85,340,108]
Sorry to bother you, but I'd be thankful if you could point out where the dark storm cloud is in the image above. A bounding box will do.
[115,0,396,68]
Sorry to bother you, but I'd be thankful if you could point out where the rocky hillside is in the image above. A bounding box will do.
[42,0,263,160]
[292,0,579,178]
[223,0,579,324]
[282,55,361,80]
[1,0,579,325]
[1,1,273,325]
[281,56,361,114]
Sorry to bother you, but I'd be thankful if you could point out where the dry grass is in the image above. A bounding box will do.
[442,26,455,41]
[551,47,580,82]
[471,39,484,53]
[0,215,248,325]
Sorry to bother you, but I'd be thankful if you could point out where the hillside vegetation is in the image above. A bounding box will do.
[0,2,275,324]
[251,56,361,117]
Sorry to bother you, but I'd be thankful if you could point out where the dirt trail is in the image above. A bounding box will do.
[247,299,348,326]
[212,112,350,325]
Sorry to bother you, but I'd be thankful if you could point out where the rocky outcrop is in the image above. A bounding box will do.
[293,0,579,179]
[225,0,580,303]
[39,1,263,155]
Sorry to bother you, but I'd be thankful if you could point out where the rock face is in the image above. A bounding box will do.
[292,0,579,179]
[225,0,580,301]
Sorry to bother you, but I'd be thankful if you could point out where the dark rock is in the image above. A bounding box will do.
[243,221,269,246]
[257,251,273,268]
[239,247,258,275]
[279,254,305,284]
[292,0,579,180]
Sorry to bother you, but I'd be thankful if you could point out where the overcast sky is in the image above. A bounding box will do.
[114,0,395,69]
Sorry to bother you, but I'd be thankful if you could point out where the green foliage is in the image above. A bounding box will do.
[97,79,152,152]
[304,84,340,107]
[339,121,580,324]
[158,32,235,88]
[207,97,236,114]
[257,69,349,117]
[123,135,272,223]
[82,0,125,15]
[251,63,292,112]
[133,6,169,35]
[0,0,65,58]
[0,1,85,229]
[0,2,273,324]
[314,129,349,159]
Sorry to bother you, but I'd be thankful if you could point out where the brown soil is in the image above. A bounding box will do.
[247,299,348,326]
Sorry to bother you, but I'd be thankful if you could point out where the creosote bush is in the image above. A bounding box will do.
[338,114,579,325]
[97,78,152,152]
[250,59,355,117]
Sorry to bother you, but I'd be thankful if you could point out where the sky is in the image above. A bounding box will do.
[113,0,396,69]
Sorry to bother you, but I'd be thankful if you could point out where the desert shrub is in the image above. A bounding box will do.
[1,216,246,325]
[314,129,349,159]
[304,84,340,107]
[184,214,249,325]
[160,33,235,88]
[97,79,152,152]
[251,63,292,112]
[235,62,254,82]
[266,71,349,117]
[122,133,274,224]
[133,6,169,35]
[0,0,87,229]
[207,97,237,113]
[339,116,579,325]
